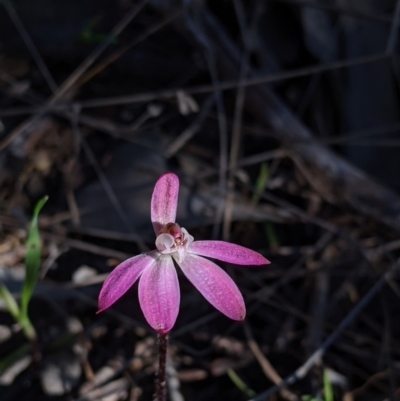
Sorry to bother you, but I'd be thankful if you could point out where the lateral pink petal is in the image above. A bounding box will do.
[138,255,180,333]
[98,252,158,313]
[189,241,270,265]
[151,172,179,234]
[178,254,246,320]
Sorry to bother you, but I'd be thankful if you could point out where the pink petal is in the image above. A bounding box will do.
[98,252,158,313]
[151,172,179,234]
[189,241,270,265]
[178,254,246,320]
[138,255,180,333]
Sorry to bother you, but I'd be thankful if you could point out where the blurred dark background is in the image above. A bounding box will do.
[1,1,400,400]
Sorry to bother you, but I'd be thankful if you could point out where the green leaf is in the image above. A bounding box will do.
[0,284,20,320]
[20,196,48,319]
[323,369,334,401]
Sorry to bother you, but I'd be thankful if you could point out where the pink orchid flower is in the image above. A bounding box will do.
[98,172,270,333]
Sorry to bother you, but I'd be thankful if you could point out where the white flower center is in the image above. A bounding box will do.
[155,223,193,263]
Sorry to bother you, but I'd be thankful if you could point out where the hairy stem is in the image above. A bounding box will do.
[156,332,168,401]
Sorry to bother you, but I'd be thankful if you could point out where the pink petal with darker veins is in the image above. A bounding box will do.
[178,253,246,321]
[151,172,179,235]
[189,241,270,265]
[98,252,158,313]
[138,255,180,333]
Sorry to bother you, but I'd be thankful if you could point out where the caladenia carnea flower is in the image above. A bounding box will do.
[98,172,270,333]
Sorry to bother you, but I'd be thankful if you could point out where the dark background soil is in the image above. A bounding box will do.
[1,0,400,400]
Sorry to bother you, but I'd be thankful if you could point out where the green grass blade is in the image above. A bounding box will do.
[301,396,322,401]
[265,223,279,250]
[19,314,37,341]
[251,163,269,204]
[0,284,20,320]
[20,196,48,319]
[227,368,256,398]
[323,369,334,401]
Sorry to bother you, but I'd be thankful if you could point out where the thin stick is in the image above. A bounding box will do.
[75,7,186,91]
[248,260,400,401]
[52,0,150,103]
[0,0,148,151]
[165,94,215,158]
[205,50,228,240]
[69,107,147,252]
[79,52,387,109]
[386,0,400,54]
[156,333,168,401]
[1,0,58,93]
[243,322,297,401]
[272,0,392,24]
[223,0,250,241]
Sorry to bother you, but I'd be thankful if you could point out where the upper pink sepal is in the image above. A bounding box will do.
[189,240,270,265]
[151,172,179,235]
[178,253,246,321]
[138,254,180,333]
[97,252,158,313]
